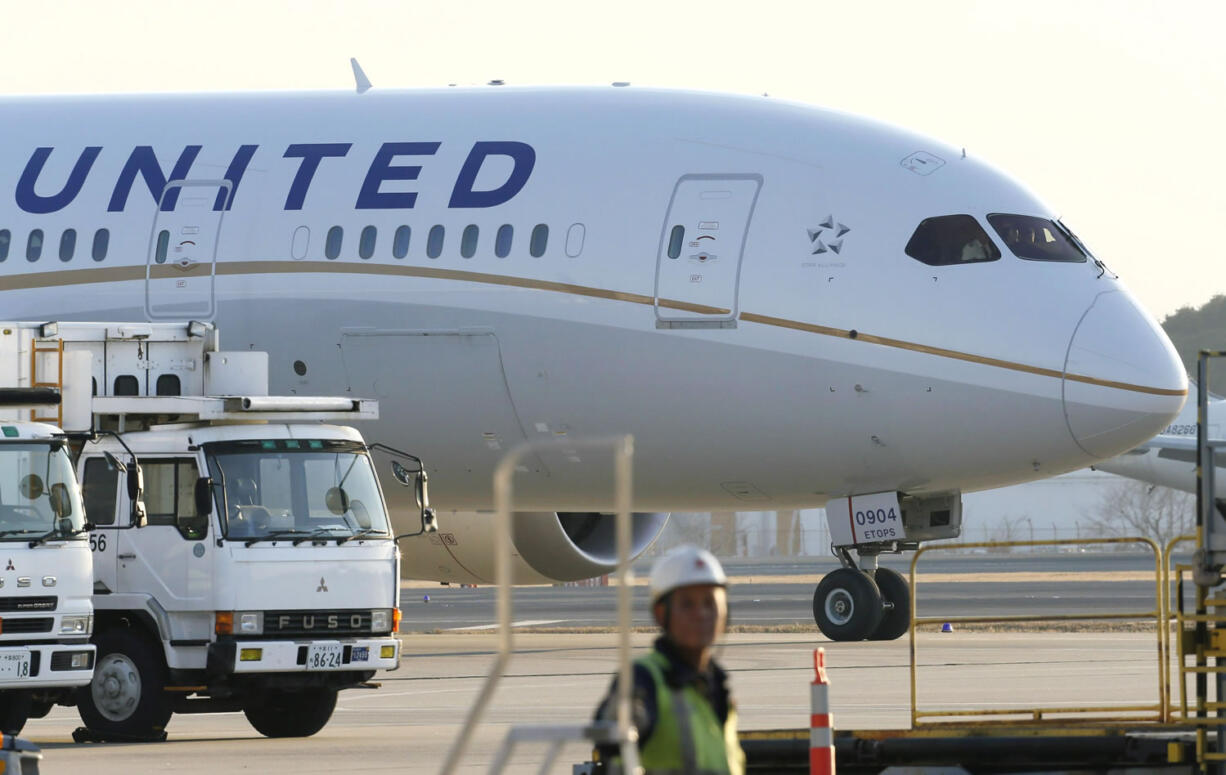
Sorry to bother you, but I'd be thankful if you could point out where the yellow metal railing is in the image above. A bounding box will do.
[909,535,1166,728]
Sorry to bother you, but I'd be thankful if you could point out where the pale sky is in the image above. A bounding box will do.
[2,0,1222,320]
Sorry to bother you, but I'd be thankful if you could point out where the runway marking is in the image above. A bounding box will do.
[445,619,567,631]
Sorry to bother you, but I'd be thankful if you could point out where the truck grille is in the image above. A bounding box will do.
[262,610,372,637]
[0,617,54,634]
[0,596,57,612]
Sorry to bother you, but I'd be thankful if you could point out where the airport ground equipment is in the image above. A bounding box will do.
[441,436,639,775]
[815,491,961,641]
[0,367,97,734]
[0,320,435,740]
[0,733,42,773]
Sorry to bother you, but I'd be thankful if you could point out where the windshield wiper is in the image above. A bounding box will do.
[292,527,345,546]
[0,528,43,540]
[336,528,385,545]
[242,529,309,548]
[28,527,88,548]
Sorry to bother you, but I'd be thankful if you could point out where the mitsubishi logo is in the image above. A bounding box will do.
[316,577,328,593]
[4,559,12,571]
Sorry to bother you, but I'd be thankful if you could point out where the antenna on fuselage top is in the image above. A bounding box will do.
[350,58,372,94]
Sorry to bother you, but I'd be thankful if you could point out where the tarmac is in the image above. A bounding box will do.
[20,630,1172,773]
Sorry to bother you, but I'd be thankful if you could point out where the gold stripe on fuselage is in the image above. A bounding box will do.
[0,261,1186,398]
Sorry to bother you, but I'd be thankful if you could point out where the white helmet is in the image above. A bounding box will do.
[649,545,728,605]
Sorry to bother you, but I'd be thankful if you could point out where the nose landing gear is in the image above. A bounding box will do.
[812,549,913,641]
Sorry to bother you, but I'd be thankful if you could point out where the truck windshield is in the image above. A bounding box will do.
[203,440,392,541]
[0,442,86,540]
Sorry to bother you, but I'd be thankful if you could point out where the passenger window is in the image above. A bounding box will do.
[667,225,685,259]
[0,229,9,261]
[392,226,411,259]
[530,224,549,257]
[461,225,479,258]
[27,229,43,262]
[59,229,76,262]
[566,224,585,257]
[82,457,120,526]
[141,458,206,539]
[325,226,343,259]
[986,214,1087,263]
[904,215,1000,266]
[359,225,376,259]
[154,229,169,263]
[427,225,445,259]
[495,224,513,258]
[92,229,109,261]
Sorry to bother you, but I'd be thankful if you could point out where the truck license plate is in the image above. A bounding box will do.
[0,651,32,679]
[305,643,344,670]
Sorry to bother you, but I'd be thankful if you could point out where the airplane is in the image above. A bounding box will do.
[0,80,1188,640]
[1093,380,1223,496]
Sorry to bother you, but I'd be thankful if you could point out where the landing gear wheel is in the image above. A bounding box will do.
[813,567,884,641]
[0,691,33,735]
[77,628,172,739]
[869,567,912,641]
[244,688,337,738]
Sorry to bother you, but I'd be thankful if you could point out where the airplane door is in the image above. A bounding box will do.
[654,174,762,328]
[145,179,230,321]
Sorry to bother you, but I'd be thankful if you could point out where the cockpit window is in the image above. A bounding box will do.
[904,215,1000,266]
[986,214,1087,263]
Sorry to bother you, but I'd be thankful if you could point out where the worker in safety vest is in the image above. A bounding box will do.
[594,544,745,775]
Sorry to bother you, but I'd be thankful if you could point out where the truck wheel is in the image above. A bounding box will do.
[244,688,337,738]
[0,690,32,735]
[77,628,172,739]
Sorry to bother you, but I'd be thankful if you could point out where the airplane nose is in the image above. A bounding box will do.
[1063,290,1187,459]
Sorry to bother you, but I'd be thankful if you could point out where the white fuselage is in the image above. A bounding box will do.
[0,86,1187,524]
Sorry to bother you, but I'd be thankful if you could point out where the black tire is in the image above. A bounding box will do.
[813,567,884,641]
[244,688,337,738]
[77,628,172,739]
[0,690,32,735]
[869,567,912,641]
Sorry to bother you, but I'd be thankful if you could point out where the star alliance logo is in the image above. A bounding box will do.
[807,215,851,255]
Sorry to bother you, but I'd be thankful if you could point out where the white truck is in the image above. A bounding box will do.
[0,401,95,735]
[4,321,434,740]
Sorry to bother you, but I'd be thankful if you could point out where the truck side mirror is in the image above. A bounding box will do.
[128,464,147,528]
[422,507,437,534]
[55,516,73,535]
[194,477,214,517]
[390,460,413,487]
[49,483,72,518]
[104,451,127,474]
[415,471,430,511]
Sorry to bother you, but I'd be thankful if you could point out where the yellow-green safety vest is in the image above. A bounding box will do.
[635,651,745,775]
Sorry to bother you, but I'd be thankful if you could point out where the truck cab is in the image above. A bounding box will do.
[79,422,402,739]
[0,320,431,740]
[0,422,95,734]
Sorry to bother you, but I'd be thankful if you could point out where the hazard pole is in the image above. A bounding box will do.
[810,647,835,775]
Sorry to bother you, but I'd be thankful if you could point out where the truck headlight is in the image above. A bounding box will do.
[371,609,392,633]
[236,611,263,635]
[60,615,91,635]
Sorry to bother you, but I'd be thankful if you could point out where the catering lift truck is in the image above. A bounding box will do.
[2,321,435,740]
[0,383,95,735]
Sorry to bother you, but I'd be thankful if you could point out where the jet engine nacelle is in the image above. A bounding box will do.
[398,510,669,585]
